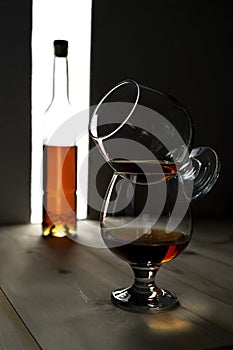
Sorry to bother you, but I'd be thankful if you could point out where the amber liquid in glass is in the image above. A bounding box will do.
[103,160,186,265]
[43,145,77,237]
[103,228,189,267]
[110,159,178,184]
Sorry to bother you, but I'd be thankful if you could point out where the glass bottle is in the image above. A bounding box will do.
[42,40,77,237]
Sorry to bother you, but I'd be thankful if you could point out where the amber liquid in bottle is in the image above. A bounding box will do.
[43,145,77,237]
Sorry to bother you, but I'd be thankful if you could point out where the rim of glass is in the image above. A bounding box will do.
[89,79,140,141]
[89,79,193,149]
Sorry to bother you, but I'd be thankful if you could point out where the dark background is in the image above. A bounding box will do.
[0,0,31,223]
[0,0,232,224]
[89,0,233,219]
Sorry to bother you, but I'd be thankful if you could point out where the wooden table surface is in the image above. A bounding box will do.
[0,219,232,350]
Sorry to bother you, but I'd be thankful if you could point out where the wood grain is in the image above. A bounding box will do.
[0,220,232,350]
[0,287,41,350]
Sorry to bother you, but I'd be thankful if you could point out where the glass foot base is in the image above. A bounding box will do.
[111,286,178,313]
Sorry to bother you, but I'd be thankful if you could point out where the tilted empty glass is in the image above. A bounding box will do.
[89,79,220,200]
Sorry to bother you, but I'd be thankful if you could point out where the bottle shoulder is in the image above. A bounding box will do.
[43,101,77,146]
[45,99,72,114]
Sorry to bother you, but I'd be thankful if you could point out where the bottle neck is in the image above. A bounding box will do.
[51,56,70,105]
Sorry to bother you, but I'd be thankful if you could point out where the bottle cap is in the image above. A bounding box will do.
[54,40,68,57]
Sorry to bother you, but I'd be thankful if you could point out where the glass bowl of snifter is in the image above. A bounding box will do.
[89,80,220,312]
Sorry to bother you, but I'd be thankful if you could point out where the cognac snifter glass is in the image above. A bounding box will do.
[89,79,220,312]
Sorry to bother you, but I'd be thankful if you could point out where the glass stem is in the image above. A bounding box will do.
[131,266,160,292]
